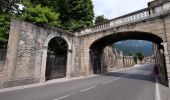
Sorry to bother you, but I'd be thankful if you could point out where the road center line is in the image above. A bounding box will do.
[80,86,97,92]
[54,95,70,100]
[102,70,137,85]
[54,92,77,100]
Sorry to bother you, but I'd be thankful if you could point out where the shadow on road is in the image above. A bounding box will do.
[97,65,156,83]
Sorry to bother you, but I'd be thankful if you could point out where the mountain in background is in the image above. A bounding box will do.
[113,40,153,56]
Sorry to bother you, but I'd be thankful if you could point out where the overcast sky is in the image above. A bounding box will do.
[92,0,152,19]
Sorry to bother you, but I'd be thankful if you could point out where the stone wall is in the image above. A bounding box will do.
[0,50,5,88]
[148,0,170,7]
[70,37,82,77]
[0,49,7,72]
[100,46,118,72]
[2,20,75,88]
[0,72,3,88]
[96,46,135,73]
[153,43,169,86]
[123,56,134,67]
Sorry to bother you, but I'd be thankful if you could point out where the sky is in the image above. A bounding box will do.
[92,0,152,19]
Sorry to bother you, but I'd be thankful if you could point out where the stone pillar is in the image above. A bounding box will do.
[118,51,123,67]
[161,42,170,86]
[3,20,22,82]
[40,46,48,83]
[66,49,72,78]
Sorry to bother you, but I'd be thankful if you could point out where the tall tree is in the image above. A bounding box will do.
[57,0,94,31]
[95,15,108,25]
[0,0,21,48]
[136,52,145,61]
[0,14,11,48]
[22,0,94,31]
[0,0,21,14]
[28,0,58,9]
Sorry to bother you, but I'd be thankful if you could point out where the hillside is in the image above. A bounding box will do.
[113,40,153,56]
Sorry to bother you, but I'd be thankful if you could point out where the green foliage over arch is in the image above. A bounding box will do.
[21,4,61,27]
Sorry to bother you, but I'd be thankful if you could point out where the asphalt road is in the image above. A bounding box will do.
[0,64,156,100]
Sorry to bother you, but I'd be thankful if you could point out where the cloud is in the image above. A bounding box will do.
[92,0,151,19]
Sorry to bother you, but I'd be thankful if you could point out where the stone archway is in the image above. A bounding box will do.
[87,31,168,85]
[45,37,68,80]
[41,33,72,82]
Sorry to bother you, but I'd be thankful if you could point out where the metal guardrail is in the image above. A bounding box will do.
[77,2,170,35]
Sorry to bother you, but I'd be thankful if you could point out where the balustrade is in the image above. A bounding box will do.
[79,3,170,35]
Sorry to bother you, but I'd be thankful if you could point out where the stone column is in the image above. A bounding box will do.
[66,49,72,78]
[3,20,22,82]
[161,42,170,86]
[118,51,123,67]
[40,46,48,83]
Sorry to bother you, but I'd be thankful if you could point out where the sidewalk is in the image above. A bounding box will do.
[159,83,170,100]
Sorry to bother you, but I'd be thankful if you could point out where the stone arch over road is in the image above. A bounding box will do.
[88,31,166,80]
[78,3,170,86]
[79,17,169,75]
[90,31,163,50]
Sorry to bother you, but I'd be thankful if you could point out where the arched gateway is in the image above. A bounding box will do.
[1,0,170,88]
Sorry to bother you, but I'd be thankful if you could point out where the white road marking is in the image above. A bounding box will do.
[155,76,161,100]
[80,86,97,92]
[54,69,138,100]
[54,92,76,100]
[102,78,120,84]
[102,70,137,85]
[54,95,70,100]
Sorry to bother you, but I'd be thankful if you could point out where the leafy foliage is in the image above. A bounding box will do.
[95,15,108,25]
[0,0,21,14]
[25,0,94,31]
[57,0,94,31]
[0,0,22,47]
[136,52,145,61]
[48,37,68,55]
[133,55,138,64]
[28,0,58,8]
[0,14,11,48]
[21,4,61,27]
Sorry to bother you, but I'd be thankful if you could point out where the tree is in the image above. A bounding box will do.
[136,52,145,61]
[26,0,58,10]
[57,0,94,31]
[21,4,61,27]
[0,0,21,14]
[22,0,94,31]
[0,0,23,48]
[95,15,108,25]
[133,55,138,64]
[0,14,11,48]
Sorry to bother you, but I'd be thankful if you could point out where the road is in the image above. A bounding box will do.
[0,64,157,100]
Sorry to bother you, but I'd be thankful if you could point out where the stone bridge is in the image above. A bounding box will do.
[1,0,170,88]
